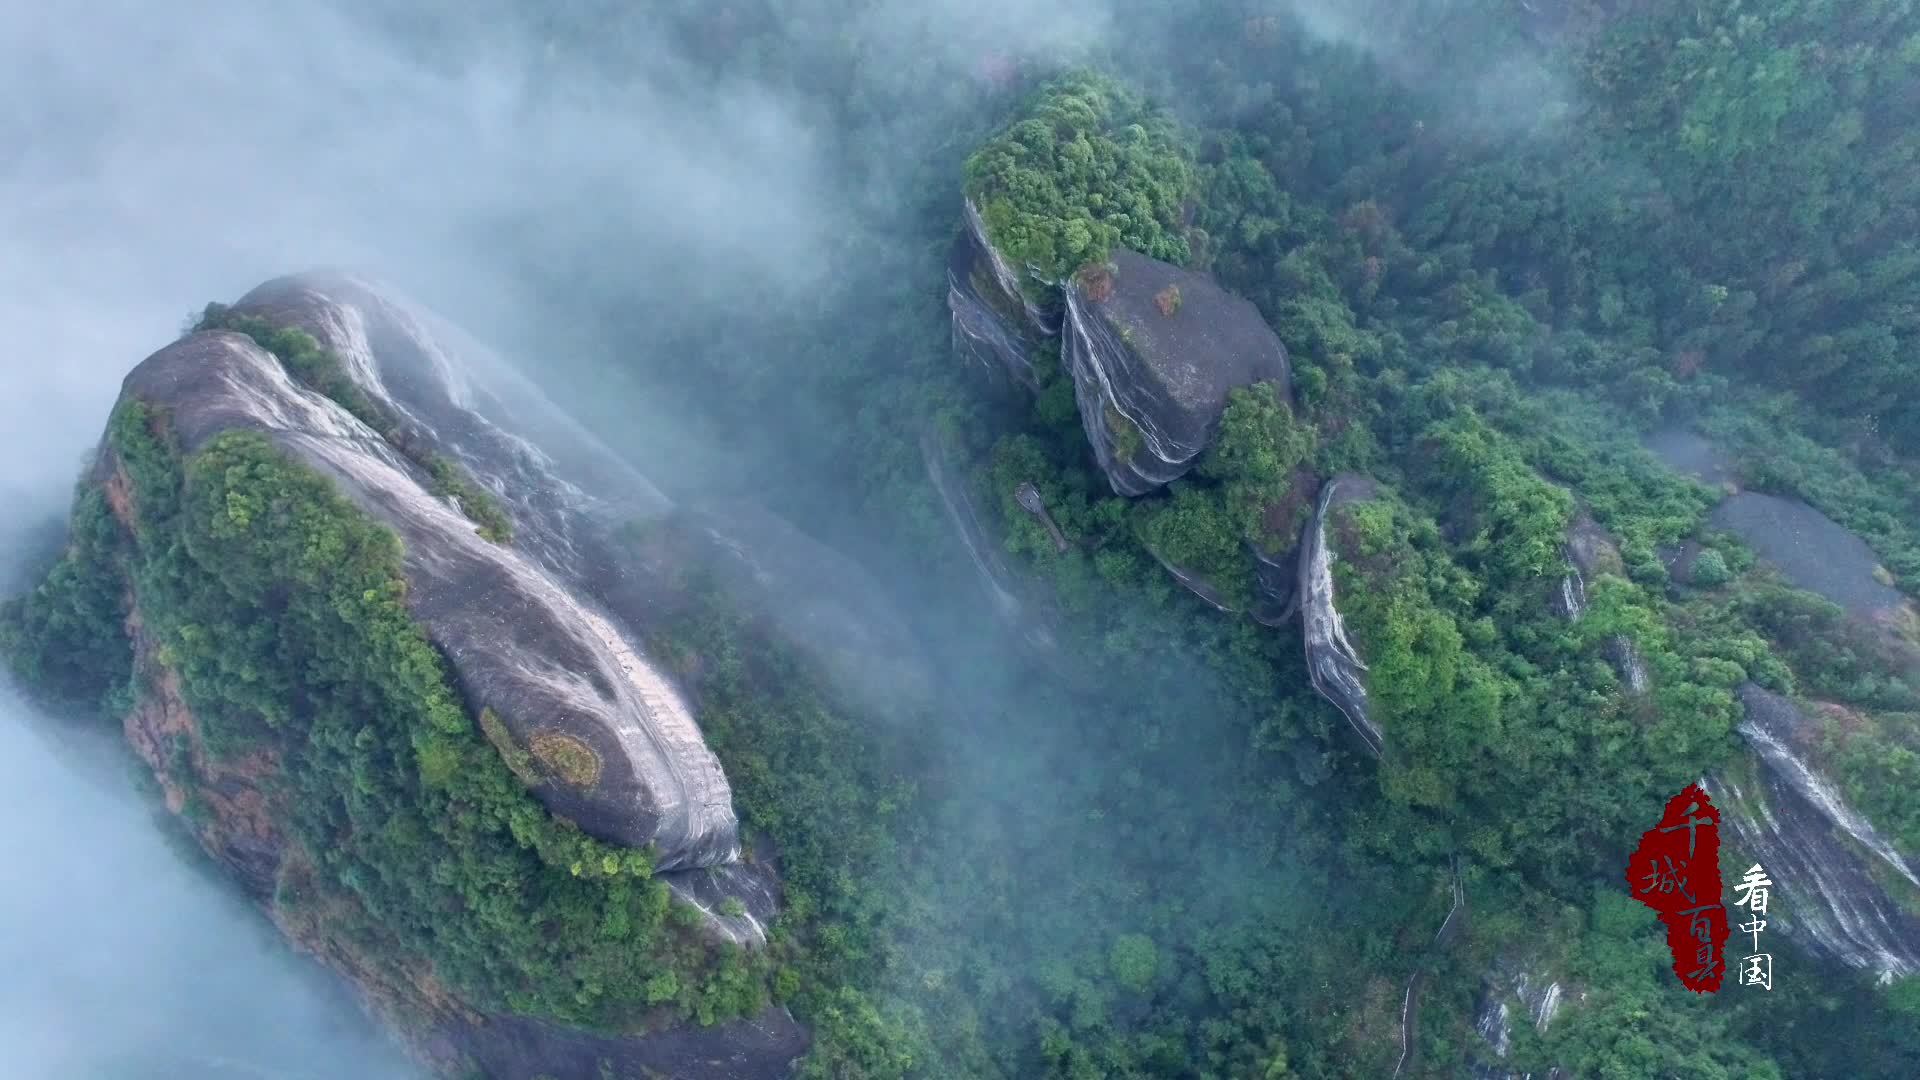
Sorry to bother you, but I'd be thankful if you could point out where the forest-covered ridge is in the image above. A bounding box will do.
[6,1,1920,1078]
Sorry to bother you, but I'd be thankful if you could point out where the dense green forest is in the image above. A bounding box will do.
[8,1,1920,1077]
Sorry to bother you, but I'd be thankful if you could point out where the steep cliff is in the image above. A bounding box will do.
[947,199,1059,393]
[23,273,810,1078]
[1299,475,1384,757]
[1713,685,1920,979]
[1062,252,1292,497]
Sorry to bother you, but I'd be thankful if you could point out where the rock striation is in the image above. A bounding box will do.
[1062,251,1292,496]
[140,274,745,874]
[1299,475,1384,757]
[1711,684,1920,980]
[1556,509,1650,693]
[97,272,814,1076]
[918,430,1061,657]
[1470,960,1575,1080]
[948,199,1058,392]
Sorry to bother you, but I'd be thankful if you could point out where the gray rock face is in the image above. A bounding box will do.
[1063,250,1292,496]
[1643,428,1736,487]
[1712,492,1908,619]
[1645,429,1911,622]
[921,430,1027,626]
[1556,511,1650,692]
[1250,540,1299,627]
[947,199,1058,392]
[1470,960,1574,1080]
[119,273,773,936]
[1300,475,1383,757]
[1711,684,1920,979]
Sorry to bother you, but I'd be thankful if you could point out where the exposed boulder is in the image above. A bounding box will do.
[1062,251,1292,496]
[1643,428,1736,489]
[1645,428,1918,672]
[1300,474,1384,756]
[1711,492,1909,620]
[1250,540,1299,626]
[1710,684,1920,979]
[150,275,744,874]
[1249,468,1319,627]
[98,272,805,1075]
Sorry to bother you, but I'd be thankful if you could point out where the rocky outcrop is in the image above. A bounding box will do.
[1062,251,1292,496]
[1711,493,1909,620]
[1250,540,1299,627]
[1470,960,1575,1080]
[1249,470,1319,628]
[1300,475,1384,757]
[1645,428,1915,641]
[947,199,1058,392]
[97,272,814,1076]
[1557,510,1650,693]
[127,274,747,879]
[1711,684,1920,979]
[1143,543,1242,615]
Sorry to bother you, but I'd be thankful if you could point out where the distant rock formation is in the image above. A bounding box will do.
[1062,251,1292,496]
[1300,475,1383,756]
[1645,428,1918,674]
[1711,684,1920,979]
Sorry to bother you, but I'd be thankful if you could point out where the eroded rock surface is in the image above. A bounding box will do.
[947,199,1058,392]
[1557,510,1650,692]
[118,274,789,959]
[1300,474,1383,756]
[1711,684,1920,979]
[1645,428,1912,624]
[1063,250,1291,496]
[1470,960,1574,1080]
[1712,493,1908,619]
